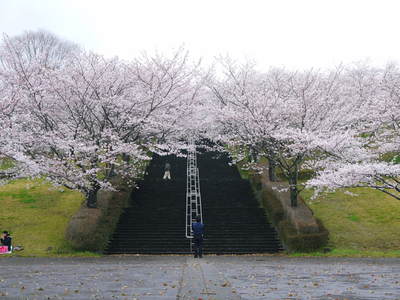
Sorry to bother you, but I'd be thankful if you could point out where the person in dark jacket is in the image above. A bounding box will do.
[1,231,12,252]
[192,216,204,258]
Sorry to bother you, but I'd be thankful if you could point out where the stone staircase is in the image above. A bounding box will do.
[198,150,282,254]
[105,154,189,254]
[105,150,282,255]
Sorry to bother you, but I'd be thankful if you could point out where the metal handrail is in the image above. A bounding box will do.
[185,139,203,239]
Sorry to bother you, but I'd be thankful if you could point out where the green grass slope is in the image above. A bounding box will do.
[300,187,400,257]
[0,178,97,257]
[238,158,400,257]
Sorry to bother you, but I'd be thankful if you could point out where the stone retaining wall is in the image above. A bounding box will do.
[248,171,329,252]
[65,178,132,252]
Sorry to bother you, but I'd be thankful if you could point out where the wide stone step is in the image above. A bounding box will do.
[113,229,275,235]
[107,246,281,252]
[110,242,189,247]
[112,228,277,233]
[106,250,191,254]
[110,243,280,250]
[107,246,281,253]
[114,224,185,228]
[113,235,279,241]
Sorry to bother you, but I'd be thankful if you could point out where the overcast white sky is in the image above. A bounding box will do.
[1,0,400,70]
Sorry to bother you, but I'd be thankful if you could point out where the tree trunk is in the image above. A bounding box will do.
[288,173,298,207]
[268,158,277,182]
[122,153,130,163]
[86,184,100,208]
[107,164,116,178]
[249,146,257,163]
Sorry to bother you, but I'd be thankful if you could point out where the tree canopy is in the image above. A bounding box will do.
[1,30,399,207]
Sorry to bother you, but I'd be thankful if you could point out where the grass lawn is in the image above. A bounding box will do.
[0,178,99,257]
[298,187,400,257]
[237,158,400,257]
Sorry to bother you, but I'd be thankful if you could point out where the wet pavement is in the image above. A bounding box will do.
[0,255,399,299]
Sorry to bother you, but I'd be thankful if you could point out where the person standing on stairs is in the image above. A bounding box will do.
[192,216,204,258]
[163,162,171,180]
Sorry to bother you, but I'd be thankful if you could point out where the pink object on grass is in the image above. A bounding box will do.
[0,246,9,253]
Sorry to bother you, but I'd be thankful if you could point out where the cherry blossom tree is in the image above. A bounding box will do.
[0,30,80,177]
[127,49,204,153]
[0,30,79,69]
[209,59,365,207]
[308,64,400,200]
[0,32,203,208]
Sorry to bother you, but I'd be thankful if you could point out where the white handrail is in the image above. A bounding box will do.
[185,139,203,238]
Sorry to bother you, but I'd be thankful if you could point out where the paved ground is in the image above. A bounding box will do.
[0,255,399,299]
